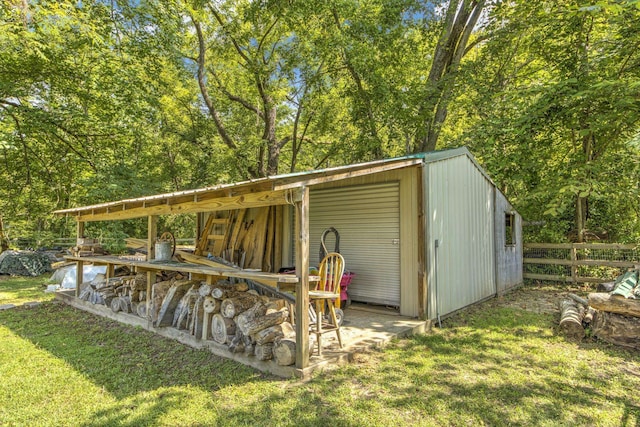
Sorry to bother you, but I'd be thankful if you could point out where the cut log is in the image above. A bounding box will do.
[203,296,220,314]
[235,303,268,335]
[243,334,254,356]
[202,312,213,340]
[265,299,287,312]
[240,308,289,336]
[150,280,174,323]
[558,299,585,341]
[191,296,205,339]
[110,297,121,313]
[588,292,640,318]
[212,313,236,344]
[597,281,616,293]
[253,321,295,345]
[172,285,196,327]
[221,294,260,318]
[234,281,249,292]
[255,343,274,361]
[211,288,241,300]
[119,296,131,313]
[173,286,198,329]
[155,280,198,327]
[592,311,640,350]
[198,284,213,297]
[582,307,596,327]
[273,338,296,366]
[229,330,245,353]
[568,293,588,307]
[137,302,147,318]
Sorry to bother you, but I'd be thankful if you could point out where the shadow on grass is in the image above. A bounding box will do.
[204,306,640,426]
[0,301,267,422]
[1,298,639,426]
[363,307,640,425]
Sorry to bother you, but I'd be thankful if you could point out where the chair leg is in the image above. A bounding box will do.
[328,301,343,348]
[315,300,323,355]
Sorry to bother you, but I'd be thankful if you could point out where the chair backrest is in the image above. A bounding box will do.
[316,252,345,294]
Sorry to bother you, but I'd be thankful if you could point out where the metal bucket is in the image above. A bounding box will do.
[155,241,173,261]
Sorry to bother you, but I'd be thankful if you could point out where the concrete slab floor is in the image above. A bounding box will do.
[54,291,429,378]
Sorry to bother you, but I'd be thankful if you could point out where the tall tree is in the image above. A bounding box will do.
[415,0,489,152]
[446,0,640,242]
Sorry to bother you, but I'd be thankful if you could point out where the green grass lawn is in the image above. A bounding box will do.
[0,279,639,426]
[0,274,54,305]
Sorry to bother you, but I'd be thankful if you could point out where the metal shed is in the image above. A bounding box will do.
[280,147,523,319]
[54,146,523,370]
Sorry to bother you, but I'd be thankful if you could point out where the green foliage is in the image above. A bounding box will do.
[0,0,638,243]
[444,0,640,242]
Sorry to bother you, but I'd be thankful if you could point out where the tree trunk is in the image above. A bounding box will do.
[0,214,8,253]
[416,0,487,152]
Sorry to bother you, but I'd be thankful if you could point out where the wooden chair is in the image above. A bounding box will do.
[309,252,345,355]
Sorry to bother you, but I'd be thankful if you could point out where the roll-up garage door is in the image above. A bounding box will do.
[309,182,400,307]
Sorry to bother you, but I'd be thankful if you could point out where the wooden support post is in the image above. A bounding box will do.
[75,260,84,298]
[196,212,203,247]
[75,221,85,297]
[146,216,158,319]
[274,205,283,273]
[106,264,114,281]
[295,187,310,369]
[148,215,157,262]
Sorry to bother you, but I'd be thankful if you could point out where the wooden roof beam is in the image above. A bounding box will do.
[71,188,300,222]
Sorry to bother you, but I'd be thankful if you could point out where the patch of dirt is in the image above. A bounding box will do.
[484,283,594,315]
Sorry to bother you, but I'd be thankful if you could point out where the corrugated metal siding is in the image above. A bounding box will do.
[494,191,524,294]
[427,155,496,318]
[309,183,401,307]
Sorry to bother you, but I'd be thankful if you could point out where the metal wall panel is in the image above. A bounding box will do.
[426,155,496,318]
[494,191,524,294]
[309,183,401,307]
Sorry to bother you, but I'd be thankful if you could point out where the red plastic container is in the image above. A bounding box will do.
[339,272,355,302]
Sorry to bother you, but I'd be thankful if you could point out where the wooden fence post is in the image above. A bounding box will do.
[570,245,578,283]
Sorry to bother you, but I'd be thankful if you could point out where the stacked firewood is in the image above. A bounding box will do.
[71,238,106,257]
[147,278,299,365]
[558,269,640,350]
[79,274,148,313]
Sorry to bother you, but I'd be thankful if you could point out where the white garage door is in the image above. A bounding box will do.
[309,182,401,307]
